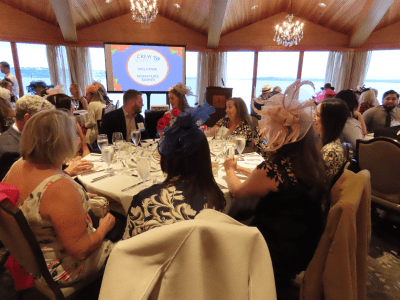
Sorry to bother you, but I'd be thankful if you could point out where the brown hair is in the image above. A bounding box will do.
[169,89,190,111]
[227,97,251,125]
[123,89,142,105]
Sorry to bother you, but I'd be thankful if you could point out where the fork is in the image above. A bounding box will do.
[91,173,115,182]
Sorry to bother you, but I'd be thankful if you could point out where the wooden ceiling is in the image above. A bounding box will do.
[1,0,400,49]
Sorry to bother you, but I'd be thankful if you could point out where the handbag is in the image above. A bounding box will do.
[88,196,110,218]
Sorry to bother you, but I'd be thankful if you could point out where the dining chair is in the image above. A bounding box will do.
[300,169,371,300]
[99,209,277,300]
[355,137,400,213]
[0,183,104,300]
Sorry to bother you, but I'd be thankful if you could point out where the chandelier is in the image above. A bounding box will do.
[273,0,304,47]
[130,0,158,24]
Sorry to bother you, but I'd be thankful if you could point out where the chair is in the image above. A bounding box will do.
[356,137,400,213]
[99,209,276,300]
[0,184,103,300]
[115,100,120,109]
[300,170,371,300]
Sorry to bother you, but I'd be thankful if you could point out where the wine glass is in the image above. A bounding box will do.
[131,130,141,155]
[212,138,223,161]
[97,134,108,150]
[137,155,151,187]
[235,135,246,161]
[72,100,79,111]
[101,145,115,173]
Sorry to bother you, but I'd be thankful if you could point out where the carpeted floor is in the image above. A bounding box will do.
[1,209,400,300]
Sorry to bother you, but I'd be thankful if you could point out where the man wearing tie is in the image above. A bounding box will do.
[100,89,148,144]
[362,90,400,133]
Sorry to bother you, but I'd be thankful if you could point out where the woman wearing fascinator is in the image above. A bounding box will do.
[224,81,329,297]
[123,103,226,239]
[157,83,193,132]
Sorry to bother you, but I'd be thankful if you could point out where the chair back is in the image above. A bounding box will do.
[0,198,65,300]
[300,170,371,300]
[356,137,400,194]
[115,100,120,109]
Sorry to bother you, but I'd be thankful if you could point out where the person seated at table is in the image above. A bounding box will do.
[314,98,348,178]
[123,103,225,239]
[0,79,17,102]
[100,89,148,143]
[205,97,252,142]
[251,84,272,120]
[334,89,367,149]
[2,109,116,285]
[223,80,329,298]
[157,82,193,132]
[358,89,378,114]
[0,87,15,133]
[84,82,106,145]
[362,89,400,133]
[48,93,91,158]
[70,83,88,110]
[26,80,53,97]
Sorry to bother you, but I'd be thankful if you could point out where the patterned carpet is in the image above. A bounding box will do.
[0,210,400,299]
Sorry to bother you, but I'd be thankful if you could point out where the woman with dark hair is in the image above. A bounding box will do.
[124,103,225,239]
[314,98,349,178]
[26,80,52,96]
[206,97,252,142]
[224,81,329,298]
[334,90,367,149]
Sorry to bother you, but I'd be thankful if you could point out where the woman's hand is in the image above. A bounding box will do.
[99,213,115,234]
[224,157,237,171]
[353,110,362,119]
[65,160,94,176]
[87,192,98,198]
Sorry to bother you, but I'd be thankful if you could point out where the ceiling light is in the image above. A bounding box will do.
[130,0,158,24]
[174,4,180,9]
[251,5,258,10]
[274,0,304,47]
[318,3,326,7]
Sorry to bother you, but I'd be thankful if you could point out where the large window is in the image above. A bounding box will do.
[256,52,300,98]
[16,43,51,94]
[226,52,254,111]
[185,51,198,106]
[365,50,400,103]
[302,51,329,97]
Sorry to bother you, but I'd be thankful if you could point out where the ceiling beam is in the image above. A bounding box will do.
[207,0,229,49]
[49,0,78,43]
[349,0,394,48]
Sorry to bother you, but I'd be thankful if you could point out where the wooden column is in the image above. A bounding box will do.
[251,52,259,100]
[10,42,24,97]
[297,51,304,80]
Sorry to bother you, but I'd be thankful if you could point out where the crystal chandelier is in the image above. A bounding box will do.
[273,0,304,47]
[130,0,158,24]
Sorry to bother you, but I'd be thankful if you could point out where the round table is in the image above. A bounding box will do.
[74,110,89,126]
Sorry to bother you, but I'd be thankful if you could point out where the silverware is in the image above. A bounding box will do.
[80,169,106,176]
[121,181,143,192]
[121,160,126,168]
[90,153,103,156]
[91,173,115,182]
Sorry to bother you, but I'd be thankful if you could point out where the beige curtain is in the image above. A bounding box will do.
[196,52,227,104]
[66,46,94,92]
[46,45,69,88]
[325,51,372,91]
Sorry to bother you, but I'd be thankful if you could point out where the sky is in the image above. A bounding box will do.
[1,41,400,81]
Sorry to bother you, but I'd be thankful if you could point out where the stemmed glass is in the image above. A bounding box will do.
[137,155,151,187]
[131,130,141,155]
[101,145,115,173]
[72,100,79,111]
[212,138,223,162]
[97,134,108,150]
[235,135,246,161]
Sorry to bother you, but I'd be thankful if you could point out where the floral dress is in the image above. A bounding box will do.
[216,117,252,142]
[19,174,114,285]
[321,139,346,178]
[359,102,374,114]
[123,181,207,239]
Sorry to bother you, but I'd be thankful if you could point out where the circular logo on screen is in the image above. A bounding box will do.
[127,49,169,86]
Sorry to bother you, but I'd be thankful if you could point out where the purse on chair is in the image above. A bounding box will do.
[88,196,110,218]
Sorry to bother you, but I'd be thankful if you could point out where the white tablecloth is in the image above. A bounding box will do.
[74,110,88,126]
[78,152,263,215]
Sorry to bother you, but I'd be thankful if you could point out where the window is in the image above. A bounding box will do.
[302,51,329,97]
[226,52,254,111]
[186,51,198,106]
[16,43,51,94]
[256,52,300,99]
[365,50,400,102]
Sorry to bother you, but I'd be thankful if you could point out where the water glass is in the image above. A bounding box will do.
[112,132,123,146]
[137,155,151,187]
[212,138,223,161]
[131,130,141,147]
[97,134,108,150]
[101,145,115,173]
[235,135,246,161]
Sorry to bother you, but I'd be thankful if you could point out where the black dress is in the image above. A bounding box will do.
[251,158,326,290]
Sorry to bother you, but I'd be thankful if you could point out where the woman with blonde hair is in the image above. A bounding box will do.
[70,83,88,110]
[3,109,116,285]
[84,82,106,144]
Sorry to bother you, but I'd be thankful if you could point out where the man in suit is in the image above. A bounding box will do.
[0,95,54,180]
[100,89,148,143]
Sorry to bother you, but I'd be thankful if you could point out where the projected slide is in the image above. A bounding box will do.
[105,44,185,92]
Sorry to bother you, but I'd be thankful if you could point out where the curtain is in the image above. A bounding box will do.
[66,46,94,93]
[46,45,69,89]
[325,51,372,91]
[196,52,227,105]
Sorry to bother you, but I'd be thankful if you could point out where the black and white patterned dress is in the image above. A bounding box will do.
[216,117,252,142]
[123,181,207,239]
[321,139,346,178]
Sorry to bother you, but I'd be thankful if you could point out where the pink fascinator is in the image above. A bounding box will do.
[45,85,64,98]
[252,80,316,151]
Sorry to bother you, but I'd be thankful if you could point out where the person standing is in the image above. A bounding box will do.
[0,61,19,97]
